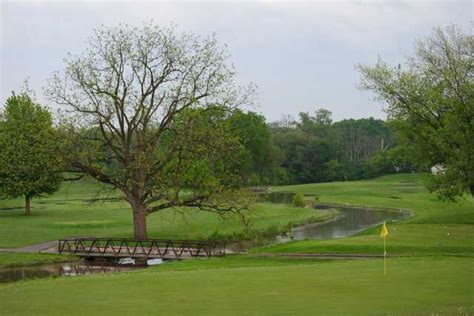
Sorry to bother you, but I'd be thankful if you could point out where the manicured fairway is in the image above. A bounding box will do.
[0,256,472,315]
[0,179,335,248]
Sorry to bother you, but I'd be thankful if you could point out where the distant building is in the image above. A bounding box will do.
[431,164,445,175]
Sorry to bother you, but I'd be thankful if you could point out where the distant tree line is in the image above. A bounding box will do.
[265,109,418,185]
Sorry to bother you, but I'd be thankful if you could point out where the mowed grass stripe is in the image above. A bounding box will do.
[0,257,472,315]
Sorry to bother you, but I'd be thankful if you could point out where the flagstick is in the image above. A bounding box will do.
[381,222,388,277]
[383,235,387,276]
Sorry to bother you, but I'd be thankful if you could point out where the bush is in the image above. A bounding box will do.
[292,192,305,208]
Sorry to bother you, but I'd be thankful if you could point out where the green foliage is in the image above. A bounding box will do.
[358,25,474,200]
[271,111,398,184]
[292,192,305,207]
[313,195,319,207]
[227,110,282,185]
[0,92,62,214]
[368,145,418,176]
[160,106,246,197]
[47,23,255,239]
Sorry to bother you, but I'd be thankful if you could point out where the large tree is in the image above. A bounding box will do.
[47,23,253,239]
[0,92,62,215]
[358,25,473,200]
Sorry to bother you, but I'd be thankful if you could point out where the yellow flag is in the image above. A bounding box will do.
[380,222,389,238]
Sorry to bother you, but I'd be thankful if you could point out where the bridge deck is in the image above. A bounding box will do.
[58,238,226,259]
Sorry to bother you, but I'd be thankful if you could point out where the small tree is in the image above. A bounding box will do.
[358,25,473,200]
[0,92,62,215]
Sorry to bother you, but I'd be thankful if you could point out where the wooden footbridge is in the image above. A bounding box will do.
[58,238,226,260]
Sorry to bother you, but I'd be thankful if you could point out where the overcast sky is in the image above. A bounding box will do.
[0,0,472,122]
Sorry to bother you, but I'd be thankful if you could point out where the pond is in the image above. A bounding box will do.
[0,260,144,284]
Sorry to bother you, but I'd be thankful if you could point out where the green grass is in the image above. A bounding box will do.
[1,173,473,314]
[257,173,474,255]
[257,223,474,255]
[273,173,473,224]
[0,253,76,269]
[0,178,335,248]
[0,256,472,315]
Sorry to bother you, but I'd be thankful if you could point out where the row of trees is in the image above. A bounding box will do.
[0,23,472,240]
[268,110,415,184]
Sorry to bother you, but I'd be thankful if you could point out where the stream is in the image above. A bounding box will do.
[228,192,409,251]
[288,205,408,241]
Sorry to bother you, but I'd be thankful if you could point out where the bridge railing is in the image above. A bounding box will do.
[58,238,226,259]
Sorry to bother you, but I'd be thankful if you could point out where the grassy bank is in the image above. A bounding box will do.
[0,255,472,315]
[257,173,473,255]
[0,178,335,248]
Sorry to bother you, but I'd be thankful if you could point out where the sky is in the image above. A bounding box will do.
[0,0,472,123]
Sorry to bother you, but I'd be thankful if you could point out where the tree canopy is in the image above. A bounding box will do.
[228,110,282,185]
[358,25,473,200]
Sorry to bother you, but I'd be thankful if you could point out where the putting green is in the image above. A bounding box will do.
[0,256,472,315]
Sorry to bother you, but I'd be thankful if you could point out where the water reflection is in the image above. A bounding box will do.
[0,261,142,284]
[289,207,408,240]
[261,192,295,204]
[226,207,408,252]
[262,192,409,241]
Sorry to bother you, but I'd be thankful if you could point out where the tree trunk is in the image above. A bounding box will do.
[470,184,474,197]
[129,198,148,240]
[25,194,31,216]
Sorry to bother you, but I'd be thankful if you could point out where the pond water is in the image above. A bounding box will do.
[0,260,144,284]
[262,192,409,240]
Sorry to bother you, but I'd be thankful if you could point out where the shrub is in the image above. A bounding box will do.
[292,192,305,208]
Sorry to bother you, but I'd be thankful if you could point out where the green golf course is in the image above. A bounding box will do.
[0,173,473,315]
